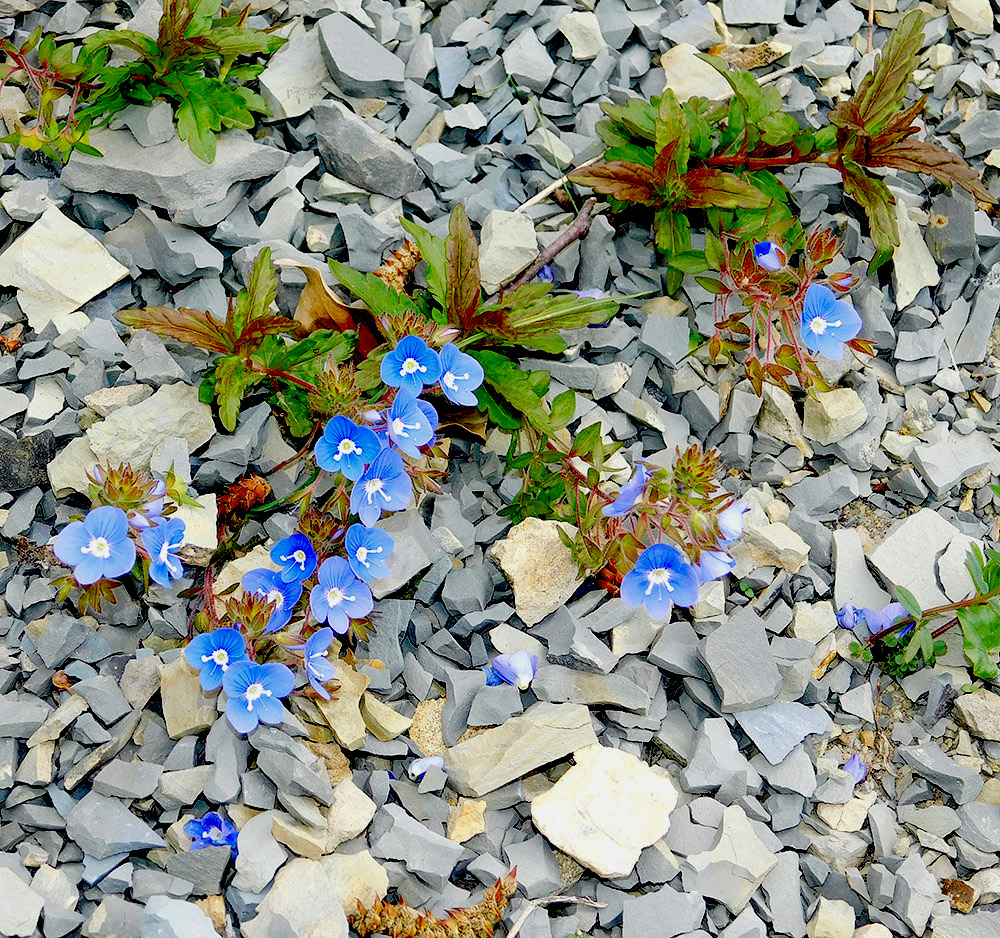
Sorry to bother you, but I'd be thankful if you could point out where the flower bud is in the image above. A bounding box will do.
[752,240,787,272]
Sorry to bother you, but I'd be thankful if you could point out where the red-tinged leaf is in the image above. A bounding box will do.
[679,167,771,210]
[847,337,876,357]
[117,305,238,354]
[875,95,927,148]
[233,247,279,338]
[655,89,689,174]
[569,161,659,205]
[235,314,300,354]
[840,160,898,274]
[445,203,482,328]
[869,139,994,204]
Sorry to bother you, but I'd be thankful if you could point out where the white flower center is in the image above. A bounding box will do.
[336,438,359,460]
[282,549,307,569]
[400,357,425,377]
[809,316,841,336]
[244,681,271,711]
[391,416,421,438]
[326,586,355,607]
[266,588,284,609]
[645,567,675,595]
[364,478,387,503]
[204,648,230,670]
[207,826,222,841]
[82,536,112,559]
[355,545,383,568]
[442,370,469,391]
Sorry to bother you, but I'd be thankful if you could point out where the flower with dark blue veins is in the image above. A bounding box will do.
[800,284,862,360]
[537,265,555,283]
[54,505,137,586]
[438,343,485,407]
[844,753,868,785]
[315,416,382,481]
[184,627,249,691]
[344,523,394,582]
[350,447,412,527]
[185,811,239,855]
[753,240,787,272]
[270,532,317,584]
[696,549,735,582]
[310,557,374,634]
[483,665,503,686]
[380,335,442,396]
[717,500,749,542]
[603,465,650,517]
[490,650,538,690]
[141,517,186,588]
[620,543,700,620]
[241,568,303,632]
[293,626,337,699]
[408,755,445,780]
[385,389,435,457]
[222,660,295,735]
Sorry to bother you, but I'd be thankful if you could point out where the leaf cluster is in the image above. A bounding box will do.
[118,248,352,434]
[572,10,993,286]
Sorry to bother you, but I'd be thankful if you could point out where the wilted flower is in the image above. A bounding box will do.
[241,568,303,632]
[620,543,700,620]
[695,549,735,582]
[310,557,374,634]
[184,627,249,691]
[836,602,909,636]
[537,265,555,283]
[54,505,136,585]
[270,532,317,583]
[129,479,167,530]
[350,447,413,527]
[385,389,435,457]
[603,465,650,517]
[380,334,442,396]
[344,523,394,582]
[573,288,605,299]
[141,517,186,588]
[753,240,787,272]
[800,284,862,360]
[222,660,295,735]
[438,343,485,407]
[490,650,538,690]
[315,416,382,481]
[717,501,749,542]
[408,755,445,780]
[844,753,868,784]
[293,626,337,699]
[185,811,239,855]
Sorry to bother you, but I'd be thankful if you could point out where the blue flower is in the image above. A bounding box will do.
[801,284,862,360]
[54,505,136,586]
[696,550,735,582]
[270,532,317,584]
[836,602,909,636]
[380,335,442,396]
[309,557,373,634]
[350,447,412,527]
[438,343,485,407]
[836,604,864,630]
[537,265,555,283]
[483,666,503,686]
[344,523,394,582]
[315,416,382,481]
[386,389,436,457]
[408,755,445,780]
[844,754,868,785]
[222,660,295,735]
[490,650,538,690]
[603,465,650,517]
[572,288,606,299]
[717,500,749,541]
[185,811,239,855]
[129,479,166,530]
[753,240,787,272]
[620,543,700,620]
[184,627,249,691]
[141,517,186,588]
[293,626,337,699]
[241,568,302,632]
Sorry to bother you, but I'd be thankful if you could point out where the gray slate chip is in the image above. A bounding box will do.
[898,742,983,804]
[699,620,782,713]
[66,792,166,859]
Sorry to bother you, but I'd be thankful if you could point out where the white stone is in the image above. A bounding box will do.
[969,867,1000,904]
[0,868,43,937]
[691,580,726,620]
[241,857,348,938]
[259,28,329,120]
[739,522,810,573]
[816,792,877,832]
[86,382,215,470]
[892,199,940,310]
[531,744,677,879]
[791,601,838,642]
[661,43,734,103]
[325,779,377,852]
[0,206,128,334]
[882,430,916,461]
[321,851,389,915]
[479,210,537,292]
[47,434,100,498]
[948,0,994,34]
[173,494,218,567]
[807,897,855,938]
[0,386,29,423]
[84,384,153,417]
[803,389,868,445]
[24,376,64,425]
[557,11,606,60]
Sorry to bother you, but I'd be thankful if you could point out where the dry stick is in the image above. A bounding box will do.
[516,155,601,213]
[505,895,606,938]
[868,0,875,53]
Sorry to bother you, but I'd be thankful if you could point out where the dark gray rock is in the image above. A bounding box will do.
[0,432,55,493]
[317,13,405,97]
[164,845,231,896]
[623,884,705,938]
[898,742,983,804]
[66,792,166,859]
[371,804,463,890]
[699,620,782,713]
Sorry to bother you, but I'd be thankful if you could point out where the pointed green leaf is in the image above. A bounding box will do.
[445,203,481,329]
[399,216,447,308]
[894,585,922,619]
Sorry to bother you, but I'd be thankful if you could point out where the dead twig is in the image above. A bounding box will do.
[505,894,606,938]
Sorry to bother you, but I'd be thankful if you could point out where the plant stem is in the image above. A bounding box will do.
[866,589,1000,646]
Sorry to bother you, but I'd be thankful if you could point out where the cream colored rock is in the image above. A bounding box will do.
[557,11,605,59]
[531,743,677,879]
[360,693,412,741]
[83,384,153,417]
[954,689,1000,741]
[0,206,128,334]
[892,199,940,310]
[321,851,389,915]
[325,779,377,852]
[808,897,855,938]
[48,434,100,498]
[816,792,877,832]
[852,926,891,938]
[948,0,994,34]
[742,522,810,573]
[272,813,327,860]
[240,858,347,938]
[489,518,583,626]
[447,798,487,843]
[159,656,218,740]
[86,382,215,470]
[803,389,868,445]
[661,43,733,103]
[174,494,218,567]
[314,662,370,750]
[969,867,1000,904]
[479,210,537,292]
[791,601,838,642]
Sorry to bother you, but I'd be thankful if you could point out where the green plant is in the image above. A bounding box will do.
[570,10,992,292]
[0,0,285,162]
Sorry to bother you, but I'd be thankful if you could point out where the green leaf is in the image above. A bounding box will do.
[233,247,279,341]
[604,143,655,168]
[680,167,771,210]
[894,585,922,619]
[599,97,657,141]
[274,384,315,437]
[475,381,523,431]
[472,349,551,433]
[840,160,898,274]
[117,305,238,354]
[550,389,576,429]
[327,259,417,316]
[669,250,709,274]
[445,203,481,329]
[695,276,729,295]
[213,355,261,431]
[959,602,1000,681]
[655,89,689,175]
[399,216,447,308]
